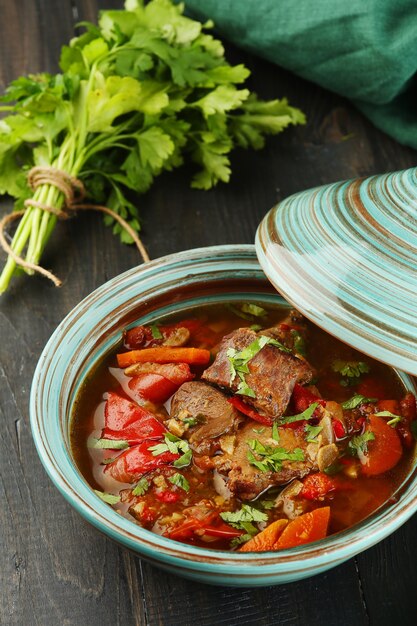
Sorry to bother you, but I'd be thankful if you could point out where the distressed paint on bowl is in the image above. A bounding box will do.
[256,168,417,376]
[30,245,417,586]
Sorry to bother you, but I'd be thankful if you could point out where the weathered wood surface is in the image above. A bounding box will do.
[0,1,416,625]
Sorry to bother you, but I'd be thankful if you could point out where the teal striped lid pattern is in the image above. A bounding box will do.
[256,167,417,375]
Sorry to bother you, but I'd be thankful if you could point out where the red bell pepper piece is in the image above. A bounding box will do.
[168,518,202,540]
[228,396,273,426]
[105,391,145,431]
[292,383,326,413]
[155,490,181,503]
[104,442,179,483]
[332,418,346,439]
[103,419,166,446]
[168,513,238,541]
[300,472,336,501]
[103,392,166,444]
[128,373,179,404]
[199,524,244,539]
[127,362,194,404]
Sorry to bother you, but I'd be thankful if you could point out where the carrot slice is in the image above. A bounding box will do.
[275,507,330,550]
[361,415,403,476]
[377,399,400,414]
[117,347,211,368]
[239,519,288,552]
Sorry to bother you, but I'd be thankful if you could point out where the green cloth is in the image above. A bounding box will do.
[184,0,417,150]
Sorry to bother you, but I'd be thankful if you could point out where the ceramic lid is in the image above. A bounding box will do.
[255,167,417,375]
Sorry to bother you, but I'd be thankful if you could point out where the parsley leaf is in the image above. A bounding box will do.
[173,449,192,468]
[291,330,306,356]
[332,360,370,378]
[101,456,117,465]
[241,303,267,318]
[94,490,120,505]
[247,439,305,473]
[168,473,190,492]
[149,432,192,469]
[220,504,268,529]
[88,437,129,450]
[132,477,150,497]
[277,402,318,426]
[149,323,162,339]
[341,394,377,409]
[332,360,370,387]
[258,499,276,510]
[348,431,375,458]
[323,462,344,476]
[231,533,253,548]
[272,421,280,442]
[304,424,323,443]
[374,411,402,427]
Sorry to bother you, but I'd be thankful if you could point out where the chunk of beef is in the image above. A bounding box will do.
[169,381,240,452]
[214,422,318,500]
[202,328,314,418]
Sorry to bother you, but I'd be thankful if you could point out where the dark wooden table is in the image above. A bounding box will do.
[1,2,416,625]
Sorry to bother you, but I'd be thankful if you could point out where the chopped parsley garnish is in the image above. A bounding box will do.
[101,456,117,465]
[168,473,190,492]
[348,431,375,458]
[272,421,280,442]
[88,437,129,450]
[226,302,267,321]
[180,415,204,427]
[259,499,276,510]
[323,462,344,476]
[291,330,306,356]
[332,360,370,387]
[94,490,120,505]
[249,324,263,331]
[149,323,163,339]
[304,423,323,443]
[341,394,377,409]
[247,439,305,473]
[173,449,193,468]
[149,432,192,467]
[276,402,318,426]
[220,504,268,529]
[231,533,253,548]
[132,477,150,496]
[227,335,290,398]
[374,411,402,427]
[241,303,267,318]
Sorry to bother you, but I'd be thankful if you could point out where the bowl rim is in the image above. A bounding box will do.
[30,244,417,574]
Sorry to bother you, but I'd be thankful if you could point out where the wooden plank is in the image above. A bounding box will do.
[355,517,417,625]
[139,559,368,626]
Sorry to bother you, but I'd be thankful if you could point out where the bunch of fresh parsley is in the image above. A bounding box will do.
[0,0,305,293]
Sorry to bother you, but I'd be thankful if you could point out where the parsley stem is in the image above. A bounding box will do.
[0,209,34,292]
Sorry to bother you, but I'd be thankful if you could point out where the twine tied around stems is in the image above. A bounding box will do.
[0,166,150,287]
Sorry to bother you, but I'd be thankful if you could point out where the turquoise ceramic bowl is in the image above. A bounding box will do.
[30,245,417,586]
